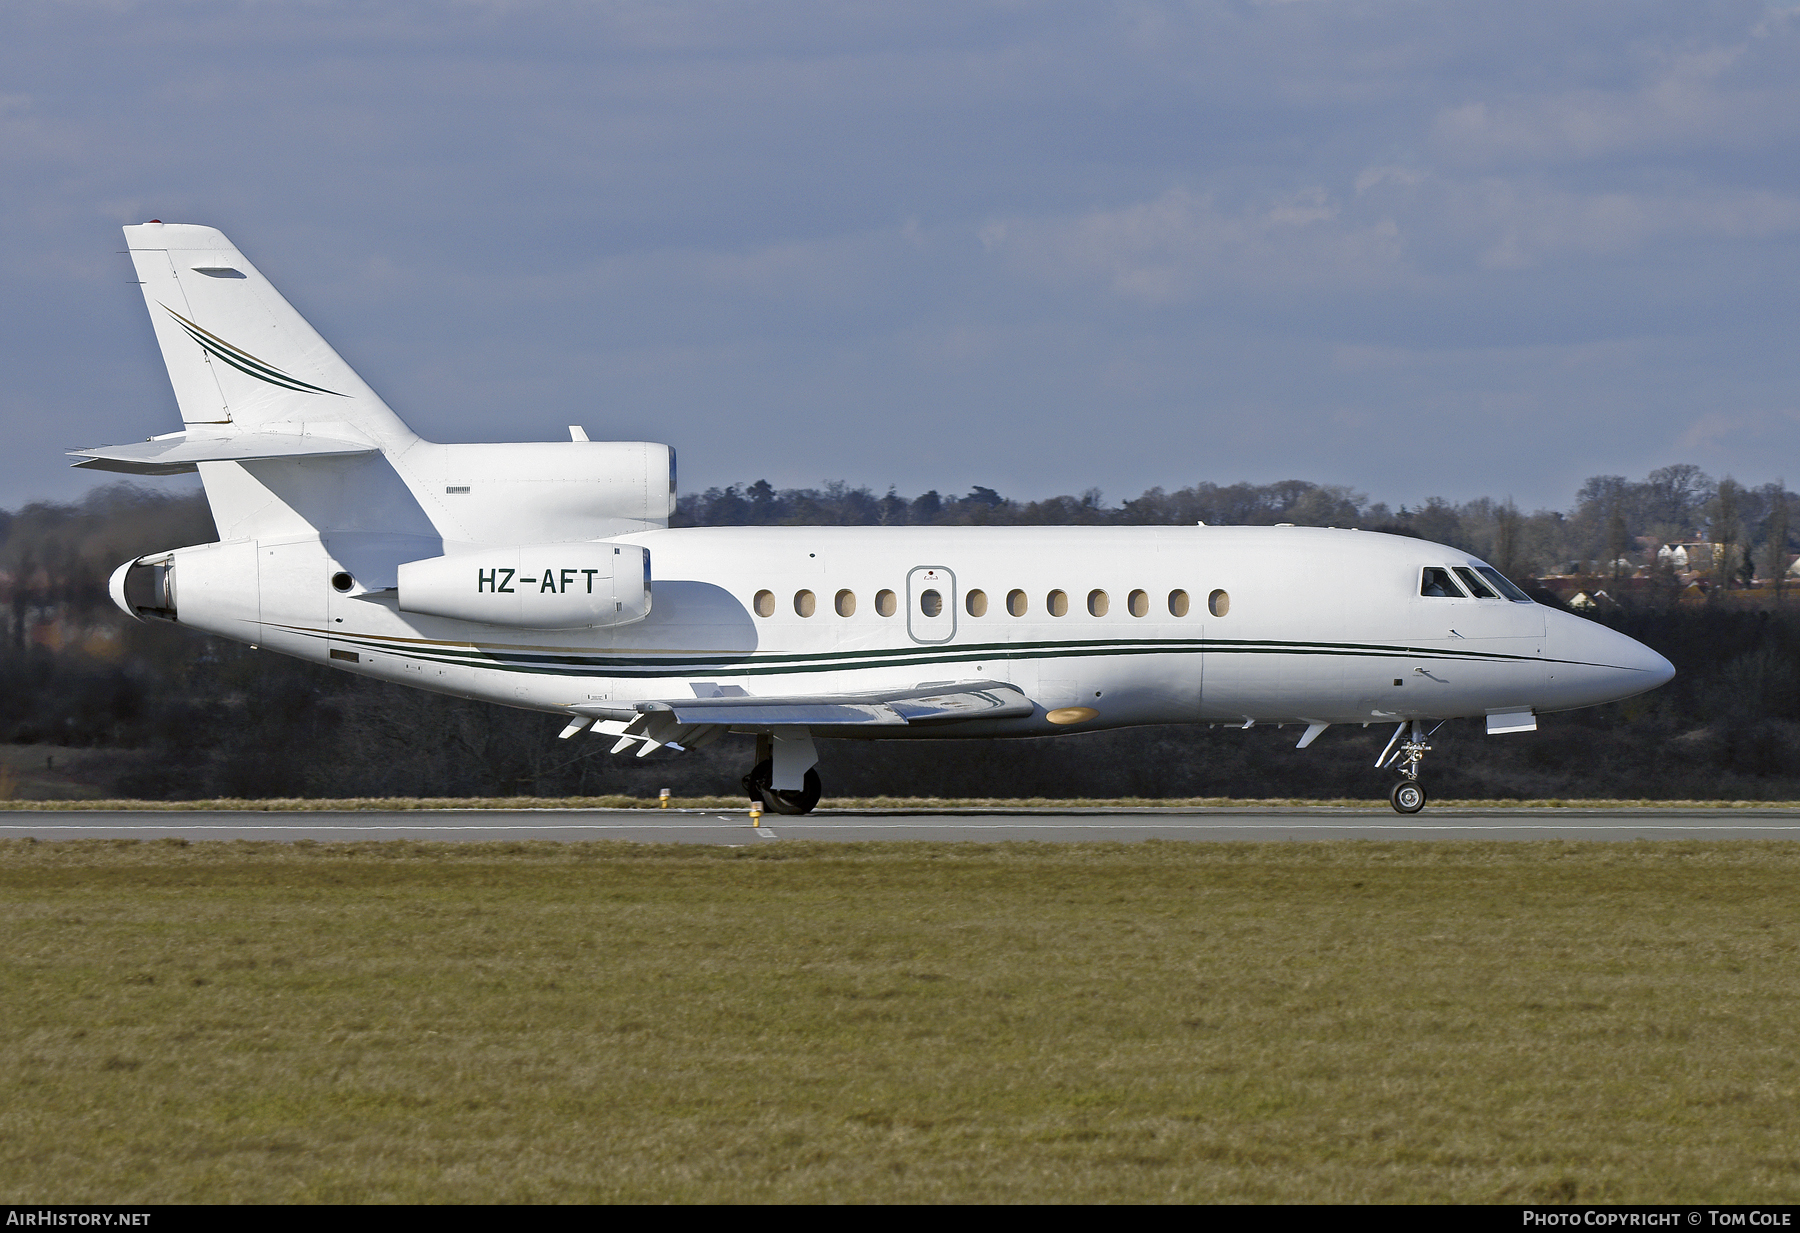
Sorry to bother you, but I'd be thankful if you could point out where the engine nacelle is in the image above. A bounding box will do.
[421,441,677,543]
[110,540,260,643]
[397,542,651,629]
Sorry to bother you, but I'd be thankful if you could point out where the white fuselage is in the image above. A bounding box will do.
[144,523,1673,737]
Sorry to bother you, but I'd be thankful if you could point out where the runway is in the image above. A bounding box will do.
[3,806,1799,843]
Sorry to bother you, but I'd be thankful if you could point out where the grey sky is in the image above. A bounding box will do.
[4,1,1799,513]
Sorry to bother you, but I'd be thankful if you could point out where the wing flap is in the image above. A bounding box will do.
[887,686,1035,722]
[643,700,906,726]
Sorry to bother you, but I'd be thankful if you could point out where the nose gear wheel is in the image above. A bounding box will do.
[1389,780,1427,814]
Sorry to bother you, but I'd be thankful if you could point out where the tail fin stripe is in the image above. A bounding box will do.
[163,306,347,398]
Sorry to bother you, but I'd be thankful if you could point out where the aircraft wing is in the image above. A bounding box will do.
[566,682,1035,756]
[68,431,377,475]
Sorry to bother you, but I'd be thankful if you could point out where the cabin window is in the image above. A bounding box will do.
[1047,589,1068,617]
[920,589,943,617]
[1127,589,1149,618]
[794,589,817,617]
[1208,589,1229,618]
[753,590,774,618]
[1088,589,1109,617]
[1169,589,1190,617]
[835,589,856,617]
[1420,568,1466,598]
[966,589,988,617]
[1007,589,1028,616]
[1453,567,1498,599]
[1476,566,1534,603]
[875,589,897,617]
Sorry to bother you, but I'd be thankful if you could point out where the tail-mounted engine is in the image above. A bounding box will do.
[111,555,178,621]
[396,542,651,629]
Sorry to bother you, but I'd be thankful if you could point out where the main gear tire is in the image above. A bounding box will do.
[741,758,822,815]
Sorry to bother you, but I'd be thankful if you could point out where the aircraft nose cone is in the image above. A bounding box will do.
[1543,609,1674,709]
[1637,642,1677,691]
[1596,620,1675,688]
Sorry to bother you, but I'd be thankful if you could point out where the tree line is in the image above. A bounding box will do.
[678,465,1797,589]
[0,467,1796,802]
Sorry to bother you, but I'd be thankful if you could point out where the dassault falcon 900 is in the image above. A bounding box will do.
[77,223,1675,815]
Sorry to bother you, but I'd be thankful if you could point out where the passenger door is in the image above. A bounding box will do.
[906,566,957,644]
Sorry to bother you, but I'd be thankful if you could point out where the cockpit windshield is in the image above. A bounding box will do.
[1475,565,1533,602]
[1454,567,1497,598]
[1418,564,1535,603]
[1420,567,1466,598]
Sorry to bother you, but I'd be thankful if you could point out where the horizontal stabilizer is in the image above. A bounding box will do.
[69,431,376,475]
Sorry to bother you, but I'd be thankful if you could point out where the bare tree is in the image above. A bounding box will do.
[1607,508,1630,583]
[1712,477,1744,595]
[1769,484,1791,606]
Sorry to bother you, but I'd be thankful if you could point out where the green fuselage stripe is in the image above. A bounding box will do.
[278,625,1578,680]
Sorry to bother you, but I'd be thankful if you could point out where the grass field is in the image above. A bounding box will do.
[3,838,1799,1203]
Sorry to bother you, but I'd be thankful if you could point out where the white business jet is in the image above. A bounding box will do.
[77,223,1673,815]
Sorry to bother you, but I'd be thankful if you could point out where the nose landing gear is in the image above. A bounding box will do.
[1389,780,1427,814]
[1377,720,1437,814]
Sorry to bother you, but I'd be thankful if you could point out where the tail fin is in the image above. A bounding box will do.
[119,222,431,541]
[124,222,415,444]
[109,222,674,547]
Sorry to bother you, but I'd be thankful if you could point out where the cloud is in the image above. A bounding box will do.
[981,167,1800,302]
[1430,30,1800,166]
[981,186,1407,304]
[1675,406,1800,457]
[1440,180,1800,269]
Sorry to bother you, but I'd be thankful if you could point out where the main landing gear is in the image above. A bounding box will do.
[741,758,822,815]
[1376,720,1437,815]
[740,733,822,815]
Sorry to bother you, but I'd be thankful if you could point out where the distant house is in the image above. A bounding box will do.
[1658,542,1717,570]
[1656,542,1740,580]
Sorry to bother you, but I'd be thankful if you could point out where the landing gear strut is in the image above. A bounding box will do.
[1376,720,1437,815]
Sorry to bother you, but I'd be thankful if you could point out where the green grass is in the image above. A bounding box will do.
[3,838,1799,1202]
